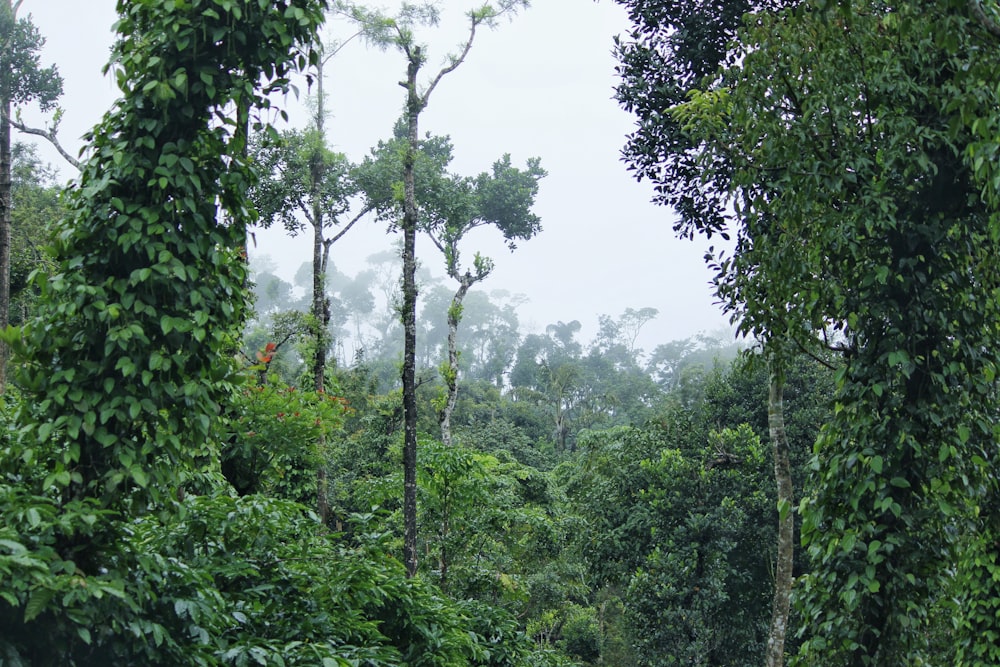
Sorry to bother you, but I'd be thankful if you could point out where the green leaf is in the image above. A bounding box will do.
[778,498,791,522]
[37,422,54,442]
[24,588,55,622]
[131,467,149,488]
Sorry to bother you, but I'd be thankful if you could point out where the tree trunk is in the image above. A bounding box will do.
[765,359,793,667]
[0,96,11,394]
[401,53,422,578]
[311,200,330,525]
[440,276,472,447]
[393,16,484,576]
[310,57,329,526]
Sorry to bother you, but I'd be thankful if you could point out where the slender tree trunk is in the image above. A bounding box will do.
[765,359,793,667]
[440,276,472,447]
[439,493,451,592]
[310,63,329,395]
[310,196,327,389]
[310,58,330,526]
[393,16,483,577]
[311,195,330,525]
[0,96,11,394]
[401,54,422,578]
[0,2,12,395]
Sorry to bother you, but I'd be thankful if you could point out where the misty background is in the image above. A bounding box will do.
[18,0,733,357]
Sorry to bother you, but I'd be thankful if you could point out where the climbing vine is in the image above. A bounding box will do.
[10,0,327,513]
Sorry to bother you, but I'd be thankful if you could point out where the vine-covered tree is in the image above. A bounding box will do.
[9,0,327,544]
[613,0,802,660]
[634,0,1000,663]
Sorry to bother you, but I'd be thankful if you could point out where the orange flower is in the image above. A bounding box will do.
[256,342,277,364]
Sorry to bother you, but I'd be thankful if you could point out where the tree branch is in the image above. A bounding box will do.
[9,118,81,171]
[792,335,837,370]
[969,0,1000,39]
[425,228,447,256]
[421,15,479,106]
[327,203,372,245]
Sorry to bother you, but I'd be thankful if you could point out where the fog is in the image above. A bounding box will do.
[18,0,732,355]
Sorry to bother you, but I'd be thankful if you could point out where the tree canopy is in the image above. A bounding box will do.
[617,0,1000,663]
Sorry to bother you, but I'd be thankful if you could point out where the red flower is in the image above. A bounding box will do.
[256,342,278,364]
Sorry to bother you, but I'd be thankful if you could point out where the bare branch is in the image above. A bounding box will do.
[421,15,479,106]
[9,118,81,171]
[321,29,364,65]
[792,335,837,370]
[327,203,373,245]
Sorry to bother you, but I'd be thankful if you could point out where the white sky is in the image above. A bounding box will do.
[17,0,731,353]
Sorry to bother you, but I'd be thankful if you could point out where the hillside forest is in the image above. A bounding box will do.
[2,1,1000,666]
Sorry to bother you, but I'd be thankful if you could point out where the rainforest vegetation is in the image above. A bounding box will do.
[2,0,1000,665]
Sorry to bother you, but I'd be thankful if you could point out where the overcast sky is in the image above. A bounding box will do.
[19,0,732,353]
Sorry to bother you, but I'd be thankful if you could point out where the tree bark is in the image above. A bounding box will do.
[392,12,486,578]
[765,359,793,667]
[439,275,472,447]
[401,50,422,578]
[0,96,11,394]
[311,190,330,525]
[0,0,11,395]
[310,57,331,527]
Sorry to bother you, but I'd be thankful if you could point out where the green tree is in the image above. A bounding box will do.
[656,1,1000,663]
[0,0,62,393]
[460,289,524,387]
[222,373,348,503]
[250,125,370,522]
[614,1,804,659]
[559,351,832,666]
[623,425,773,667]
[510,318,663,452]
[510,323,585,452]
[346,0,529,576]
[427,153,545,447]
[8,0,326,545]
[248,38,375,390]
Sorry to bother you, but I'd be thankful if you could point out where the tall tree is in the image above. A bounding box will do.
[348,0,528,577]
[249,52,371,396]
[426,153,544,447]
[510,321,586,451]
[661,1,1000,663]
[11,0,326,524]
[0,0,61,393]
[614,1,804,662]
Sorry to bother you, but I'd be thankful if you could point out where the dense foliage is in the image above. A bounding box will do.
[1,1,544,664]
[616,0,1000,664]
[10,0,999,665]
